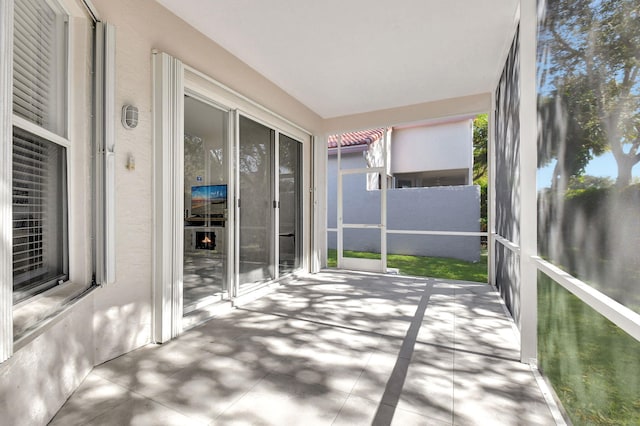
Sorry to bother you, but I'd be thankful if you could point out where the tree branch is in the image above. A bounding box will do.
[550,26,583,60]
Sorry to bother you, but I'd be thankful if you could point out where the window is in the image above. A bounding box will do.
[12,0,69,303]
[394,170,468,188]
[12,128,68,303]
[13,0,67,136]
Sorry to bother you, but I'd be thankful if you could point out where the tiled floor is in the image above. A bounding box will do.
[50,271,557,425]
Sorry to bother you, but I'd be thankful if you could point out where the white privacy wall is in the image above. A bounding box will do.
[391,119,473,174]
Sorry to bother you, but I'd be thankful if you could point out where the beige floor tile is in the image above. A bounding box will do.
[48,375,130,425]
[85,393,207,426]
[333,394,450,426]
[215,372,348,425]
[50,272,556,426]
[146,355,268,424]
[453,353,555,426]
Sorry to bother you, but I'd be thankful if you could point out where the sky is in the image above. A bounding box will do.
[537,151,640,189]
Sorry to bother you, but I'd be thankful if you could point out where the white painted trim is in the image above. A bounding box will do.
[339,167,385,175]
[0,0,14,363]
[103,23,116,285]
[330,228,486,241]
[308,135,315,272]
[274,131,280,281]
[341,257,384,274]
[12,115,71,149]
[535,257,640,342]
[488,91,497,287]
[80,0,100,22]
[92,21,104,285]
[311,135,324,272]
[342,224,383,229]
[519,0,538,363]
[529,364,569,426]
[493,233,521,255]
[336,133,386,274]
[491,3,521,90]
[337,135,343,267]
[183,64,312,137]
[381,130,388,271]
[151,52,184,343]
[227,108,236,296]
[233,109,240,298]
[387,230,487,237]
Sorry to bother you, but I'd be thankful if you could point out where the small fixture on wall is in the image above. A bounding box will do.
[126,154,135,171]
[121,104,139,129]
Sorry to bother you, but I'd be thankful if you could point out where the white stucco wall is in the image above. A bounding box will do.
[0,0,323,424]
[391,119,473,174]
[89,0,320,362]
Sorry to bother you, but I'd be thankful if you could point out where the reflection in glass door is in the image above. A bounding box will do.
[238,116,275,289]
[278,134,302,274]
[183,95,229,312]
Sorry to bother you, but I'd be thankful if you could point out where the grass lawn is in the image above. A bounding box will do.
[538,274,640,425]
[326,249,488,283]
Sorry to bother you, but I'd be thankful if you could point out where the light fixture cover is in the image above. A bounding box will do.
[122,105,138,129]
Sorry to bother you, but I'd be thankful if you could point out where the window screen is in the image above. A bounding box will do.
[13,0,67,136]
[12,128,68,303]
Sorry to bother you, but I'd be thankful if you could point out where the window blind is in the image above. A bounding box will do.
[12,127,67,300]
[12,0,64,135]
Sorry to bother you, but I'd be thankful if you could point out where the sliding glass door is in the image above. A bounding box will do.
[155,60,310,339]
[238,116,275,289]
[237,116,304,292]
[278,134,302,274]
[183,95,230,312]
[182,101,304,304]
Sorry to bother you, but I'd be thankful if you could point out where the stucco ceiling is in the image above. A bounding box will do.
[155,0,519,119]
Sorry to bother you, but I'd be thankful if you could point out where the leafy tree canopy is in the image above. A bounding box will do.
[473,113,488,183]
[538,0,640,187]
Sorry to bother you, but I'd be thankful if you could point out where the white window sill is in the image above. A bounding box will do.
[13,281,97,351]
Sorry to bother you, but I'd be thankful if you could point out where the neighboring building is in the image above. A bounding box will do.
[391,118,474,188]
[327,117,475,190]
[327,118,480,261]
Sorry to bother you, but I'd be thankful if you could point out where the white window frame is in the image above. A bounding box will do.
[11,0,71,304]
[0,0,112,362]
[0,0,15,362]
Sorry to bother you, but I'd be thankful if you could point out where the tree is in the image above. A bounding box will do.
[473,114,488,233]
[539,0,640,187]
[473,114,488,182]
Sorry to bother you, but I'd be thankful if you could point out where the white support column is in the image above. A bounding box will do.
[380,130,388,272]
[518,0,538,364]
[311,134,327,273]
[336,135,343,269]
[0,0,14,362]
[488,92,497,287]
[152,51,184,343]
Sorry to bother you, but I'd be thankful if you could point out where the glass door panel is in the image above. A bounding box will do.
[183,95,229,312]
[336,130,387,273]
[339,171,385,272]
[238,116,275,289]
[278,134,302,275]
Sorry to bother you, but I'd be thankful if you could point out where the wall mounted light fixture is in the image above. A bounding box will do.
[121,104,138,129]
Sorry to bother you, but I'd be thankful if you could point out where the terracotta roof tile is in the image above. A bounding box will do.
[328,128,386,148]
